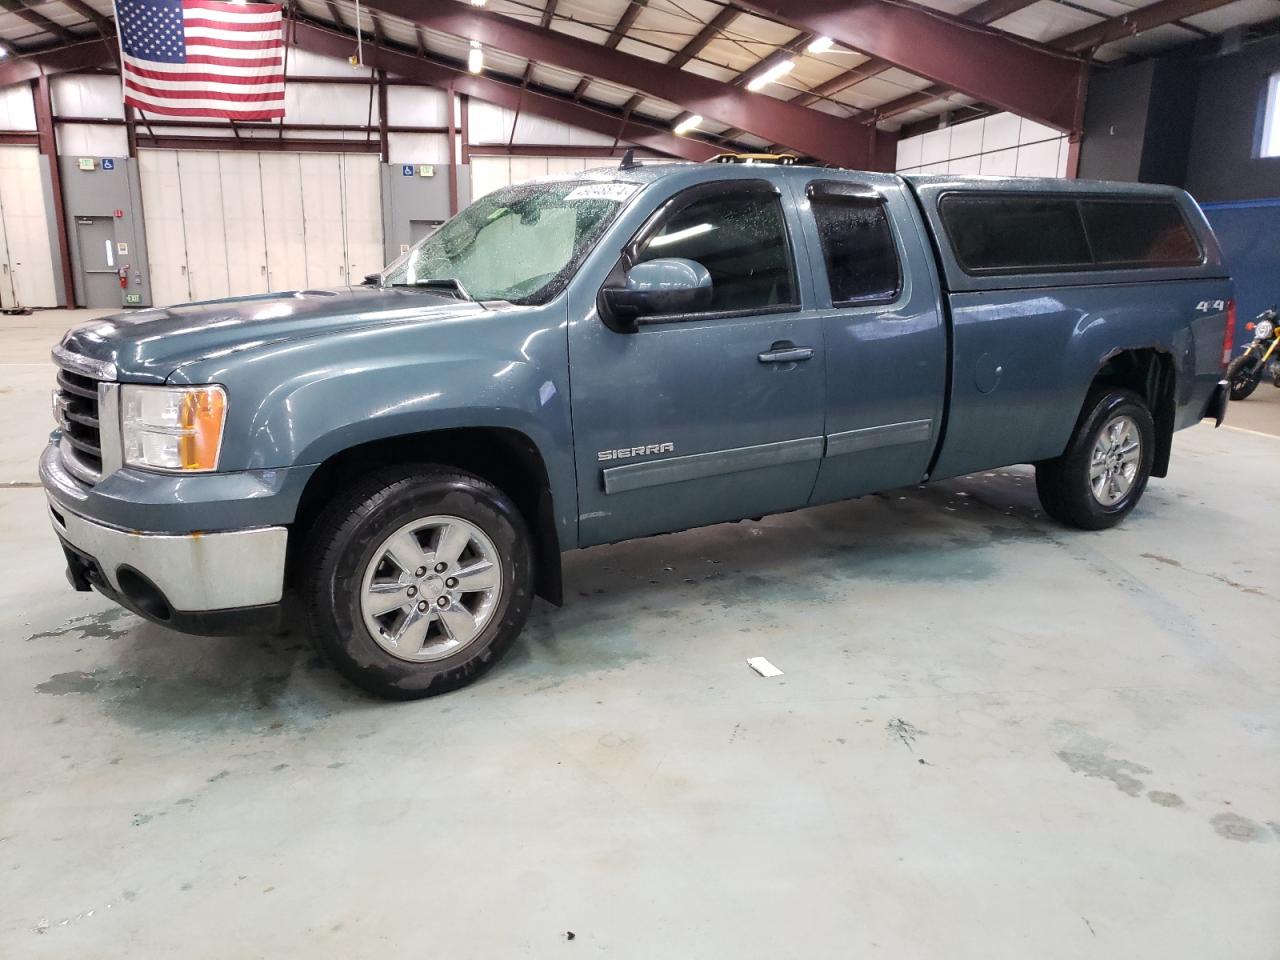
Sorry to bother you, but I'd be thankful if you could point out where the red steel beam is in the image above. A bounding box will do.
[32,74,75,307]
[873,0,1229,123]
[0,35,117,87]
[791,0,1040,109]
[667,5,739,70]
[359,0,875,167]
[1053,0,1239,52]
[291,20,720,161]
[734,0,1087,133]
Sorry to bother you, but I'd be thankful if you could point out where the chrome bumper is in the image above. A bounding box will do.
[47,497,288,612]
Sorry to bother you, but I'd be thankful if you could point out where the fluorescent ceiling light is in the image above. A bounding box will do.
[673,114,703,135]
[650,222,714,248]
[468,40,484,74]
[746,59,794,92]
[807,36,834,54]
[470,0,487,5]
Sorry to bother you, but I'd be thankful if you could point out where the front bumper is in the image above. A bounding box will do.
[41,437,295,634]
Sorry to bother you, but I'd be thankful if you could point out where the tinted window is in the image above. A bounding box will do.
[635,190,795,314]
[811,194,901,305]
[1078,200,1201,266]
[939,193,1203,275]
[940,195,1090,273]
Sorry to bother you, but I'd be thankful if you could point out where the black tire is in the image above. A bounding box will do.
[1035,388,1155,531]
[303,465,534,700]
[1226,353,1261,401]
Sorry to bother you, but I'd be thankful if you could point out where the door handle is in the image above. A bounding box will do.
[758,344,814,364]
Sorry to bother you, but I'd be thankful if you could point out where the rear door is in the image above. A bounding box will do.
[794,174,947,502]
[567,177,825,546]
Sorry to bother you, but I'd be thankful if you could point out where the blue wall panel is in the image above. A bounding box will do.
[1203,199,1280,350]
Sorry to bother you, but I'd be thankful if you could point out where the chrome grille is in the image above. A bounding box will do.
[52,350,111,485]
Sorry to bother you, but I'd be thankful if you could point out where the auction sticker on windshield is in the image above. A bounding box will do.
[564,182,641,203]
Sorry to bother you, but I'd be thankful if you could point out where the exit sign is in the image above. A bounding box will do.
[124,293,141,304]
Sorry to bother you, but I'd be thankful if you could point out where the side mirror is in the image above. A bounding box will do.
[602,258,713,325]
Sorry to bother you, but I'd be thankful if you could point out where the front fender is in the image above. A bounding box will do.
[170,302,579,544]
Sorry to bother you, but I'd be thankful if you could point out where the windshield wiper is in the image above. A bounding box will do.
[389,277,474,301]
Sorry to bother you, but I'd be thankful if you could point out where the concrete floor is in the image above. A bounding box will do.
[2,309,1278,958]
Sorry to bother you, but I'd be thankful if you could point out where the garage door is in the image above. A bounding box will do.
[0,145,58,309]
[140,149,385,306]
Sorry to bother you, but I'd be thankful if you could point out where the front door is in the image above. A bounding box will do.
[75,216,121,309]
[568,178,825,547]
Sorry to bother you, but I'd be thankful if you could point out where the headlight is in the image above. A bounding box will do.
[1255,319,1274,341]
[121,384,227,472]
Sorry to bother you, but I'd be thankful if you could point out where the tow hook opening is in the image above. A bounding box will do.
[116,566,173,622]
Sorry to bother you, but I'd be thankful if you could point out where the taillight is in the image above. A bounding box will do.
[1222,299,1237,367]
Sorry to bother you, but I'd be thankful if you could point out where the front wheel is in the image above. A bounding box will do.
[1227,352,1262,401]
[1035,388,1155,530]
[304,466,534,699]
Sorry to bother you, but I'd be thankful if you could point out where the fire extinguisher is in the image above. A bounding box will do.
[119,265,129,289]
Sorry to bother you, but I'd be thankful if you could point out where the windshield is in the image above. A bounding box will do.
[380,179,640,304]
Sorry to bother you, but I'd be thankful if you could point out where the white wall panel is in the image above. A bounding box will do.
[0,84,36,131]
[386,87,448,126]
[920,128,951,165]
[467,101,511,145]
[285,83,376,126]
[138,150,191,306]
[895,135,922,170]
[949,118,984,159]
[386,133,449,165]
[982,112,1022,152]
[299,153,347,287]
[509,156,549,184]
[217,152,269,296]
[259,153,308,292]
[0,146,57,307]
[286,48,373,79]
[1015,139,1061,178]
[0,203,12,310]
[979,147,1018,176]
[176,151,230,301]
[948,155,982,174]
[342,154,384,282]
[51,75,124,119]
[470,156,511,199]
[56,123,129,159]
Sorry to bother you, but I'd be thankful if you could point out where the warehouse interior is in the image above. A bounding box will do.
[1,0,1278,956]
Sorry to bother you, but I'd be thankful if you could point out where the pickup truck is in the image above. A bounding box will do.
[41,159,1233,699]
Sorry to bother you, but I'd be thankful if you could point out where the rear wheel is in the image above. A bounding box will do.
[1227,352,1262,401]
[1035,388,1155,530]
[304,466,534,699]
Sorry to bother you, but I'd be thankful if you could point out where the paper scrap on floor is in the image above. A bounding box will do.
[747,656,783,678]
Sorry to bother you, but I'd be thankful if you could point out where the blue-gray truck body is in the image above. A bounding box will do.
[40,163,1232,633]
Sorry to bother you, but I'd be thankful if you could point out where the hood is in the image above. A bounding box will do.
[58,286,488,382]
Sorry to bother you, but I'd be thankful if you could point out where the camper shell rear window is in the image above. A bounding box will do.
[938,193,1203,276]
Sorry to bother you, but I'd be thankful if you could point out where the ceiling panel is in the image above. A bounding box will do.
[1181,0,1280,34]
[992,0,1104,43]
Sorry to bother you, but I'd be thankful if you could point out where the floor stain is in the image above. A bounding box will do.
[35,669,107,696]
[1057,750,1151,797]
[886,718,924,751]
[1140,553,1273,602]
[26,608,136,642]
[1147,790,1185,808]
[1210,812,1273,843]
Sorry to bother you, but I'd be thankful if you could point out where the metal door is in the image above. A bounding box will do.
[74,216,121,308]
[299,154,346,288]
[139,149,191,306]
[176,151,230,301]
[0,145,58,307]
[259,153,308,292]
[217,151,269,297]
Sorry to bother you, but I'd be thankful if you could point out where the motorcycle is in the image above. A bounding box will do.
[1226,306,1280,401]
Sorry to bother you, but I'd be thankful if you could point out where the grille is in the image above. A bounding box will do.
[54,365,104,484]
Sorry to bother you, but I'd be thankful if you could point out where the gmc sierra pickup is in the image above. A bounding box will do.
[41,158,1233,698]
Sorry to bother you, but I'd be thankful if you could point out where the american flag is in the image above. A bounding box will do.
[116,0,285,120]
